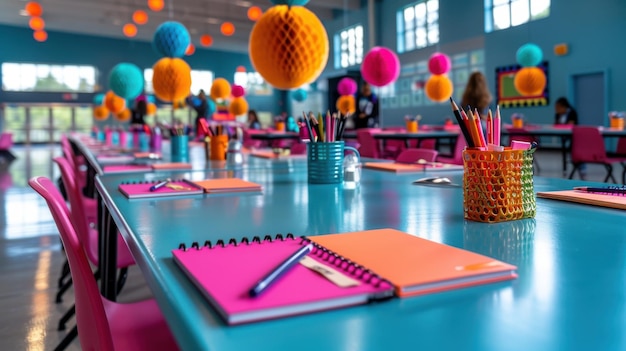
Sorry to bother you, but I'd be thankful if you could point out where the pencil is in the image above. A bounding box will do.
[487,109,493,145]
[494,105,501,146]
[473,108,487,147]
[302,111,314,141]
[449,97,475,148]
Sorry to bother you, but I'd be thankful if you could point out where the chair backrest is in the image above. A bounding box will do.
[616,137,626,155]
[356,128,381,158]
[29,176,114,351]
[452,135,467,163]
[395,148,439,164]
[60,134,78,173]
[0,132,13,150]
[506,127,536,144]
[571,126,607,163]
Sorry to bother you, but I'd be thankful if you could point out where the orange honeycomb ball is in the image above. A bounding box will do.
[152,58,191,102]
[93,106,109,121]
[210,78,231,100]
[229,97,249,116]
[336,95,356,115]
[249,5,328,90]
[115,108,132,122]
[146,102,157,115]
[104,91,126,114]
[425,75,453,102]
[514,67,546,96]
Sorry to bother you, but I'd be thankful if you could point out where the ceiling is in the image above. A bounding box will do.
[0,0,362,53]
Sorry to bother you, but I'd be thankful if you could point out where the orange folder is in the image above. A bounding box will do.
[537,190,626,210]
[311,228,517,297]
[363,162,463,173]
[192,178,262,194]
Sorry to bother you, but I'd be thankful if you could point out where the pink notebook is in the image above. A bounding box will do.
[172,235,394,325]
[103,164,152,173]
[119,179,204,199]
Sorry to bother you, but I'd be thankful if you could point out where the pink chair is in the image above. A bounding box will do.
[395,148,439,164]
[290,142,307,155]
[29,177,179,351]
[0,132,16,162]
[568,126,626,183]
[356,128,382,158]
[437,135,467,165]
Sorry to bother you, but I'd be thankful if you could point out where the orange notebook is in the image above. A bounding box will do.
[192,178,262,194]
[250,150,307,159]
[537,190,626,210]
[363,162,463,173]
[311,229,517,297]
[151,162,192,170]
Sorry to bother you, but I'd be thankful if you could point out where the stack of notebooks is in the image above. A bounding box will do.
[172,228,517,325]
[250,150,307,159]
[104,162,192,173]
[537,187,626,210]
[363,162,463,173]
[119,178,262,199]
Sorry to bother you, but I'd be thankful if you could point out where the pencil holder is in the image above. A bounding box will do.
[406,120,418,133]
[210,134,228,161]
[307,141,359,184]
[170,135,189,162]
[139,132,150,152]
[462,148,536,223]
[512,118,524,128]
[610,117,624,130]
[275,121,286,132]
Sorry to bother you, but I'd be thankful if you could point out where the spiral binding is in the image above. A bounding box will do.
[121,178,186,185]
[177,234,392,289]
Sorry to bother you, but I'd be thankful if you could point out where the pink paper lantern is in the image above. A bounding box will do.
[428,52,451,75]
[360,47,400,87]
[337,77,357,96]
[231,84,245,98]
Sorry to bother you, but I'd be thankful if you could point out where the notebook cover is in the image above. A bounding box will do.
[134,152,162,159]
[311,229,517,297]
[250,150,307,159]
[172,237,394,325]
[103,164,152,173]
[118,179,204,199]
[363,162,463,173]
[97,155,135,164]
[151,162,193,170]
[192,178,262,194]
[537,190,626,210]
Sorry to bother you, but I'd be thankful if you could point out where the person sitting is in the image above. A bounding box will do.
[248,110,261,130]
[554,97,578,125]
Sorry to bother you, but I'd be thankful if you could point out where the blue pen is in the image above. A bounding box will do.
[149,178,171,192]
[249,243,313,297]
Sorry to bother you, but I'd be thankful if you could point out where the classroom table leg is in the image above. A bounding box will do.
[98,196,118,301]
[561,136,568,176]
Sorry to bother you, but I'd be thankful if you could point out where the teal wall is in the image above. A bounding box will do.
[0,24,280,114]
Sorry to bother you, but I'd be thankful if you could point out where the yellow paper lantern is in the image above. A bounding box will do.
[148,0,164,12]
[229,97,249,116]
[210,78,231,100]
[173,100,186,109]
[29,17,45,31]
[425,75,454,102]
[336,95,356,115]
[248,6,263,21]
[221,22,235,36]
[104,91,126,114]
[249,5,329,90]
[152,58,192,102]
[115,108,132,122]
[514,67,547,96]
[146,102,157,115]
[93,106,109,121]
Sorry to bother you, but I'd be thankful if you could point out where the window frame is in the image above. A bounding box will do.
[1,62,98,93]
[396,0,440,54]
[333,24,364,70]
[484,0,550,33]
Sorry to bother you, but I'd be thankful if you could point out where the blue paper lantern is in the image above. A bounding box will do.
[146,95,156,103]
[516,43,543,67]
[153,21,191,58]
[292,88,307,102]
[93,93,105,105]
[109,63,144,100]
[270,0,310,5]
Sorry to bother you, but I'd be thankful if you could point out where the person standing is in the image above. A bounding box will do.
[461,71,492,119]
[355,82,379,129]
[188,90,209,138]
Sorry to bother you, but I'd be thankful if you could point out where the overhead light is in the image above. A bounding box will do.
[19,10,29,16]
[205,18,220,24]
[235,1,252,6]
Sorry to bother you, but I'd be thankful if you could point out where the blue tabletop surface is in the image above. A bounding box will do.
[96,162,626,351]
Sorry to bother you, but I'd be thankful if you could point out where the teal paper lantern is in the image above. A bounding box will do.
[109,63,144,100]
[207,99,216,116]
[153,21,191,58]
[270,0,310,6]
[291,88,307,102]
[93,93,105,105]
[516,43,543,67]
[146,95,156,103]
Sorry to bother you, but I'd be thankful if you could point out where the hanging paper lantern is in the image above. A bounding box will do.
[210,78,232,100]
[104,91,126,114]
[229,97,249,116]
[185,44,195,56]
[146,103,157,115]
[146,95,156,103]
[123,23,137,38]
[428,52,451,75]
[424,75,454,102]
[248,6,263,21]
[249,5,329,90]
[93,106,109,121]
[29,17,45,31]
[270,0,310,5]
[152,58,192,102]
[200,34,213,47]
[133,10,149,25]
[291,88,307,102]
[336,95,356,115]
[153,21,191,58]
[360,47,400,87]
[207,99,217,117]
[33,30,47,42]
[25,2,42,17]
[173,100,186,109]
[231,85,245,98]
[516,43,543,67]
[115,108,132,122]
[514,67,546,96]
[337,77,357,96]
[109,63,144,100]
[221,22,235,36]
[93,93,105,105]
[148,0,164,12]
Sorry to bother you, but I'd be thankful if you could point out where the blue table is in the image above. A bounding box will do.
[95,163,626,351]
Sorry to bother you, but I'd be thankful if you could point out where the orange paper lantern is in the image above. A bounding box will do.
[146,102,157,115]
[200,34,213,47]
[229,97,249,116]
[133,10,148,25]
[104,91,126,114]
[336,95,356,115]
[123,23,137,37]
[93,106,109,121]
[221,22,235,36]
[248,6,263,21]
[29,17,45,31]
[148,0,164,12]
[152,58,192,102]
[115,108,132,122]
[514,67,547,96]
[33,30,47,42]
[185,44,195,56]
[249,5,329,90]
[424,75,453,102]
[25,2,42,17]
[210,78,232,100]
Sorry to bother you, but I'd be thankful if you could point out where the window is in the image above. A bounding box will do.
[144,69,214,97]
[396,0,439,54]
[333,25,364,69]
[485,0,550,33]
[1,63,97,93]
[233,71,272,95]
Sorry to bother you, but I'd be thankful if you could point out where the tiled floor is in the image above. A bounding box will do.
[0,144,620,350]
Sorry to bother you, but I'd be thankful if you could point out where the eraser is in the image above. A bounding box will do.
[511,140,531,150]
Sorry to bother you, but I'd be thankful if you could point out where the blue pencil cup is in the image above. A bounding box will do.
[307,141,359,184]
[171,135,189,162]
[139,132,150,152]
